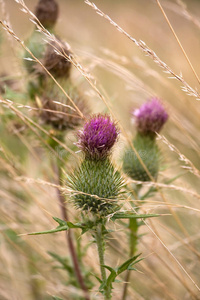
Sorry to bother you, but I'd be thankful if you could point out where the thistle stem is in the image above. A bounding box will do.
[54,161,90,300]
[122,218,138,300]
[122,185,141,300]
[95,222,111,300]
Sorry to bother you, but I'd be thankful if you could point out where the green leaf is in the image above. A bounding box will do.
[100,269,116,293]
[127,258,144,270]
[80,220,97,235]
[99,255,142,294]
[102,265,116,274]
[128,267,137,271]
[28,225,69,235]
[52,296,63,300]
[48,251,73,274]
[164,171,187,185]
[53,217,83,229]
[53,217,67,226]
[112,212,159,220]
[93,274,102,284]
[114,279,122,283]
[28,217,86,236]
[116,253,141,275]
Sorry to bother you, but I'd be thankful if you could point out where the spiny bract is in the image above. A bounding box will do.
[123,134,159,182]
[69,159,123,215]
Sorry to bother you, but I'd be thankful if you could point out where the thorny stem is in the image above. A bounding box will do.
[122,185,141,300]
[54,161,90,300]
[122,218,138,300]
[95,222,111,300]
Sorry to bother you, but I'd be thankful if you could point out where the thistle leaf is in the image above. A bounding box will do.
[28,217,85,235]
[111,212,159,220]
[116,254,142,275]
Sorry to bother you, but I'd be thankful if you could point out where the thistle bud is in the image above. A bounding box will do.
[77,114,119,160]
[39,79,88,131]
[123,134,159,181]
[69,159,123,215]
[23,0,59,74]
[133,98,168,138]
[69,114,123,215]
[42,40,72,78]
[35,0,59,29]
[123,98,168,182]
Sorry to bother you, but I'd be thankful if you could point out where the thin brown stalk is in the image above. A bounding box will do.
[84,0,200,101]
[156,0,200,85]
[143,219,200,293]
[53,162,90,300]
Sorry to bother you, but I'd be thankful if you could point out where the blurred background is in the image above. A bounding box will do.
[0,0,200,299]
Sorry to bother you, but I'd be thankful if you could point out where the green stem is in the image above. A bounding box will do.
[122,186,141,300]
[122,218,138,300]
[95,222,111,300]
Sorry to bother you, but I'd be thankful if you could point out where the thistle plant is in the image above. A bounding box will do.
[123,98,168,182]
[122,98,168,299]
[65,114,156,299]
[27,113,158,299]
[69,114,123,298]
[1,1,200,299]
[21,1,91,298]
[70,114,122,215]
[23,0,59,74]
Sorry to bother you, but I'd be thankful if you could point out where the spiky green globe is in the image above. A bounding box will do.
[69,159,123,215]
[123,134,159,182]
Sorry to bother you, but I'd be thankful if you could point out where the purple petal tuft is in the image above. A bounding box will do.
[133,98,168,136]
[78,114,119,160]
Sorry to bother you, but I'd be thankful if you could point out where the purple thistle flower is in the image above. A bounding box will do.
[78,114,119,160]
[133,98,168,136]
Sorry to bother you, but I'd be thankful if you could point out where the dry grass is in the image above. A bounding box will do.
[0,0,200,299]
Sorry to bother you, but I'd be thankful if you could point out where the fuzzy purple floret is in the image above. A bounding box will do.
[78,114,118,159]
[133,98,168,135]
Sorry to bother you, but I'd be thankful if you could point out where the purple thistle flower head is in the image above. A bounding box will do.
[78,114,119,160]
[133,98,168,137]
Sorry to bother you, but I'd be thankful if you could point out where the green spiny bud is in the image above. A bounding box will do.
[69,159,123,216]
[123,134,159,182]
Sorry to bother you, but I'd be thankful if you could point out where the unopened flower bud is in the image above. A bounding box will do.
[123,134,159,181]
[123,98,168,182]
[42,40,72,78]
[39,79,88,131]
[77,114,119,160]
[69,159,123,215]
[133,98,168,137]
[35,0,59,29]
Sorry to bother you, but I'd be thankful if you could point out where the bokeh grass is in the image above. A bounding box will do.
[0,0,200,299]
